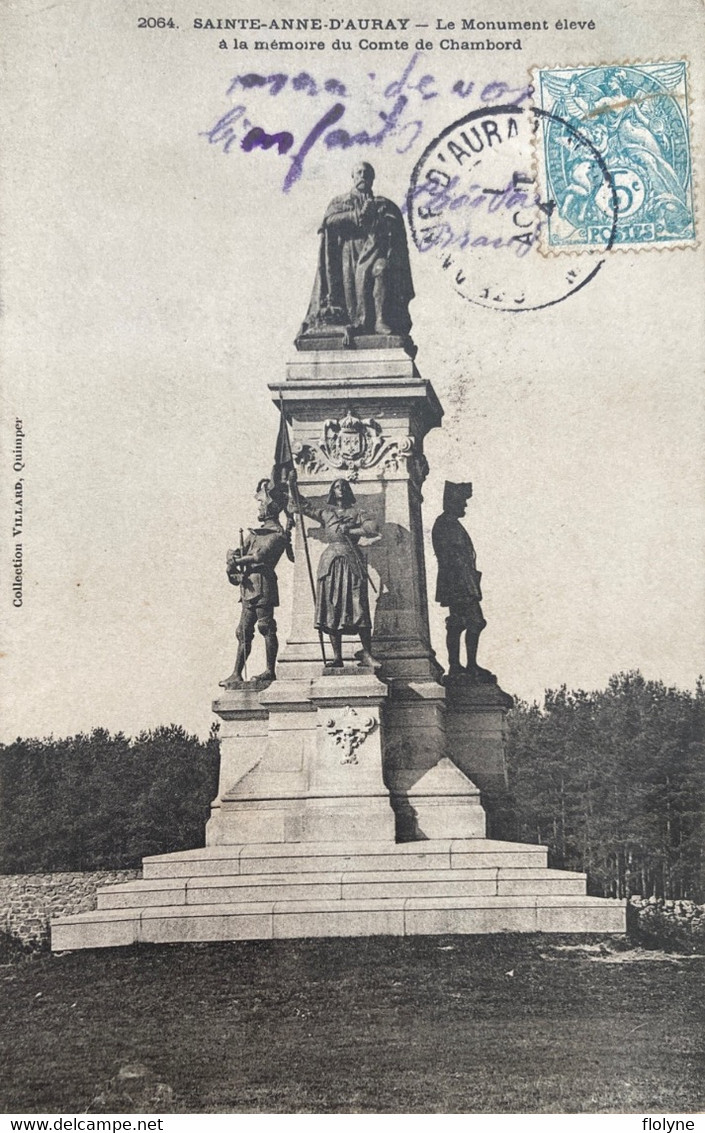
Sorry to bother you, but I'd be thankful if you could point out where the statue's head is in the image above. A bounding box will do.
[352,162,375,193]
[443,480,473,518]
[255,477,287,521]
[327,478,356,508]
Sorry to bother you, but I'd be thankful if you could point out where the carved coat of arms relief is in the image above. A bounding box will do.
[324,706,376,766]
[292,407,424,482]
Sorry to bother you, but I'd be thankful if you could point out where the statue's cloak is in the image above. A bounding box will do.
[302,189,414,336]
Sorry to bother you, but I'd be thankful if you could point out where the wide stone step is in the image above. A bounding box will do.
[141,839,549,879]
[97,866,587,909]
[52,893,626,950]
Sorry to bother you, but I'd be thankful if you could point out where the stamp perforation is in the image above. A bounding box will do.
[529,58,699,255]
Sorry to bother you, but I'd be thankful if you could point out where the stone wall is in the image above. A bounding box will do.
[0,870,140,948]
[628,895,705,952]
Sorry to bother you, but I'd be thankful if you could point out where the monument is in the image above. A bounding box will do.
[51,164,625,949]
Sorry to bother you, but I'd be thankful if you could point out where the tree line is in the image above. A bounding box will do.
[0,725,220,873]
[505,672,704,900]
[1,673,702,899]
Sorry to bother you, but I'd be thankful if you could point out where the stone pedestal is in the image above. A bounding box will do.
[305,673,395,842]
[209,672,498,847]
[444,679,513,796]
[209,671,397,844]
[269,347,443,683]
[206,688,268,845]
[392,758,486,841]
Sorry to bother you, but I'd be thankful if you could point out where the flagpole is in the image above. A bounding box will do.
[278,394,327,666]
[238,527,248,682]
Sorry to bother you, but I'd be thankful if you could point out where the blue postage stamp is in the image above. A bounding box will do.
[533,62,695,250]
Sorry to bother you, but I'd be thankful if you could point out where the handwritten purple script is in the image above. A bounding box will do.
[199,54,531,192]
[406,173,540,258]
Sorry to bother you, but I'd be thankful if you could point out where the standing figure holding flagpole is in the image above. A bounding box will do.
[289,476,381,671]
[271,396,380,670]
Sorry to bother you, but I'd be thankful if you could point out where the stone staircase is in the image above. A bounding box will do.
[50,839,625,949]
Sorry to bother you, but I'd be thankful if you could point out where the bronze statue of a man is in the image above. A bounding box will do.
[219,478,291,689]
[432,481,495,683]
[301,161,414,339]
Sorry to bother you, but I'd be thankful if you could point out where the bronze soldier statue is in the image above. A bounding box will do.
[219,478,292,689]
[432,481,495,683]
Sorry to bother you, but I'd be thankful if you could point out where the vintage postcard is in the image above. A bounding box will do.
[1,0,704,1117]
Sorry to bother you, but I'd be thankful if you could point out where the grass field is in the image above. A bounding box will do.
[1,934,703,1114]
